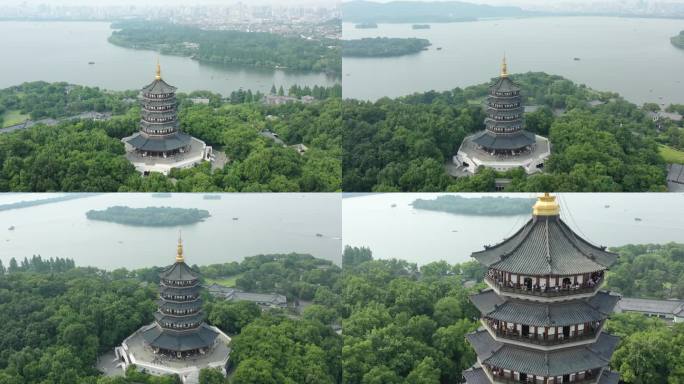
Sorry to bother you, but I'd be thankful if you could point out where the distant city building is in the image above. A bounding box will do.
[454,57,551,175]
[206,283,288,309]
[647,110,683,130]
[115,235,231,383]
[122,62,213,175]
[618,297,684,324]
[463,194,620,384]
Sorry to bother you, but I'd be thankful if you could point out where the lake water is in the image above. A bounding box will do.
[343,17,684,105]
[342,193,684,266]
[0,22,339,95]
[0,193,342,270]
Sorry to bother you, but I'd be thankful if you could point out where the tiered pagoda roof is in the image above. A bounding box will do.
[142,234,218,355]
[472,56,536,152]
[463,194,620,384]
[125,62,192,155]
[467,330,619,377]
[471,289,620,327]
[472,207,618,276]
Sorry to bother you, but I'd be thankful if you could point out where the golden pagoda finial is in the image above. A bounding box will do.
[532,193,560,216]
[501,54,508,78]
[155,58,162,81]
[176,230,184,262]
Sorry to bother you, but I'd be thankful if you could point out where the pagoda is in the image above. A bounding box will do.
[453,57,550,175]
[462,194,621,384]
[123,62,212,175]
[141,234,219,358]
[115,234,230,381]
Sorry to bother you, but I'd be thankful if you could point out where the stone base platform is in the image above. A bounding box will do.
[113,324,231,384]
[453,133,551,175]
[123,136,213,176]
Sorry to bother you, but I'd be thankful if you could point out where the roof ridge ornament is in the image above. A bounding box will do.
[176,230,184,263]
[501,54,508,78]
[532,193,560,216]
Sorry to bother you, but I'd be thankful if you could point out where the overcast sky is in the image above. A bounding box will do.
[6,0,339,6]
[341,0,684,4]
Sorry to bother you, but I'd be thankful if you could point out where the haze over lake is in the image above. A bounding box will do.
[0,193,342,269]
[343,17,684,105]
[343,193,684,266]
[0,22,339,94]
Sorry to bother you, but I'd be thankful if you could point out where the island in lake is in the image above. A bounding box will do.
[342,37,431,57]
[108,21,341,76]
[671,30,684,49]
[86,206,211,226]
[411,195,535,216]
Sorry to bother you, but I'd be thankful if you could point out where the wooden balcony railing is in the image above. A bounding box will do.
[486,276,602,298]
[490,326,600,346]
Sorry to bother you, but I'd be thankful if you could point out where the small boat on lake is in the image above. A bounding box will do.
[232,217,239,221]
[315,233,323,237]
[634,217,642,222]
[8,226,15,231]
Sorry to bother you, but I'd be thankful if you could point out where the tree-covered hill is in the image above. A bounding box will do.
[341,246,484,384]
[86,206,211,226]
[109,21,341,76]
[342,37,431,57]
[0,82,341,192]
[343,72,671,192]
[0,253,343,384]
[341,243,684,384]
[605,243,684,300]
[411,195,535,216]
[671,30,684,49]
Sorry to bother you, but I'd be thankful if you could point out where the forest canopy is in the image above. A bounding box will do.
[109,21,341,75]
[343,72,670,192]
[342,37,431,57]
[0,82,342,192]
[0,252,343,384]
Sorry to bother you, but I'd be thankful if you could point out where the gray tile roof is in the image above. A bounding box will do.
[463,367,491,384]
[154,311,204,325]
[142,78,177,94]
[126,131,192,152]
[472,130,536,150]
[160,284,201,296]
[205,284,287,306]
[472,216,618,275]
[471,289,620,327]
[160,261,200,281]
[142,323,218,352]
[619,297,684,316]
[491,76,521,93]
[467,329,619,376]
[598,370,620,384]
[158,299,202,311]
